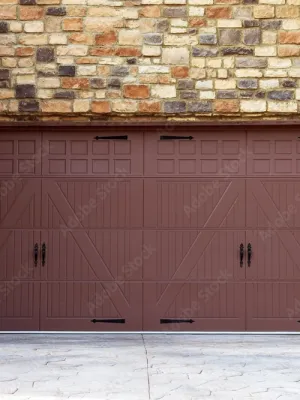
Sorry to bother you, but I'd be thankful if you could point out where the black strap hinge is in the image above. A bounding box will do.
[160,136,193,140]
[95,136,128,140]
[91,318,125,324]
[160,318,195,324]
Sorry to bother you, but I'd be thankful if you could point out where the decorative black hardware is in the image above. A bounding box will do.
[247,243,252,267]
[91,318,125,323]
[160,318,195,324]
[239,243,244,268]
[94,136,128,140]
[34,243,38,267]
[41,243,46,267]
[160,135,193,140]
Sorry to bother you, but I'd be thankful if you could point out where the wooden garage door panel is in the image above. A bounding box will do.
[143,282,245,331]
[0,228,41,331]
[42,132,143,176]
[247,179,300,229]
[0,131,42,176]
[246,283,300,331]
[143,171,246,330]
[40,230,143,282]
[36,131,144,332]
[144,179,245,229]
[0,179,41,229]
[246,230,300,331]
[143,230,246,330]
[0,230,41,281]
[42,179,143,229]
[246,231,300,282]
[145,130,246,176]
[87,231,144,281]
[40,282,142,331]
[144,230,245,282]
[0,282,40,331]
[247,129,300,176]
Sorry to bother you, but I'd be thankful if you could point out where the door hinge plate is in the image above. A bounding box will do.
[95,136,128,140]
[160,318,195,324]
[91,318,125,324]
[160,135,193,140]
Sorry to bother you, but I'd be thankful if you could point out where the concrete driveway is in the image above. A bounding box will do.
[0,334,300,400]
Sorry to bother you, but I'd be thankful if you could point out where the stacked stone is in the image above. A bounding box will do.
[1,0,300,119]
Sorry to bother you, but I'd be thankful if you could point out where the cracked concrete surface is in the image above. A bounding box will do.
[0,334,300,400]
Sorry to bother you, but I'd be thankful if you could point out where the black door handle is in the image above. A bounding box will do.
[239,243,244,267]
[247,243,252,267]
[34,243,38,267]
[41,243,46,266]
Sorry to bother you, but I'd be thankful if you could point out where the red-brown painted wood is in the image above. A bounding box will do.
[0,178,42,329]
[38,130,144,330]
[143,130,247,331]
[2,128,300,331]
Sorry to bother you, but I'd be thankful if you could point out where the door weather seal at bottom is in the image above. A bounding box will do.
[91,319,125,324]
[160,319,195,324]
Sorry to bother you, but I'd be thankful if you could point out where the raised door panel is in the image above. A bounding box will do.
[144,129,247,176]
[40,231,142,331]
[246,282,300,332]
[143,282,245,331]
[247,179,300,229]
[246,230,300,331]
[0,229,41,331]
[0,135,42,330]
[144,179,246,229]
[0,131,42,176]
[247,129,300,176]
[143,173,246,331]
[42,179,143,230]
[144,230,246,282]
[42,132,143,176]
[0,230,41,282]
[0,179,41,229]
[40,282,142,331]
[40,174,144,331]
[0,282,40,331]
[143,230,245,332]
[40,230,143,282]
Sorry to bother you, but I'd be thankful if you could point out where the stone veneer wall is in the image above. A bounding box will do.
[1,0,300,121]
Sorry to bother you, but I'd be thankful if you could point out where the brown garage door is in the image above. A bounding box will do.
[246,128,300,331]
[143,130,247,331]
[1,127,300,331]
[0,129,143,331]
[39,131,143,331]
[0,131,41,330]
